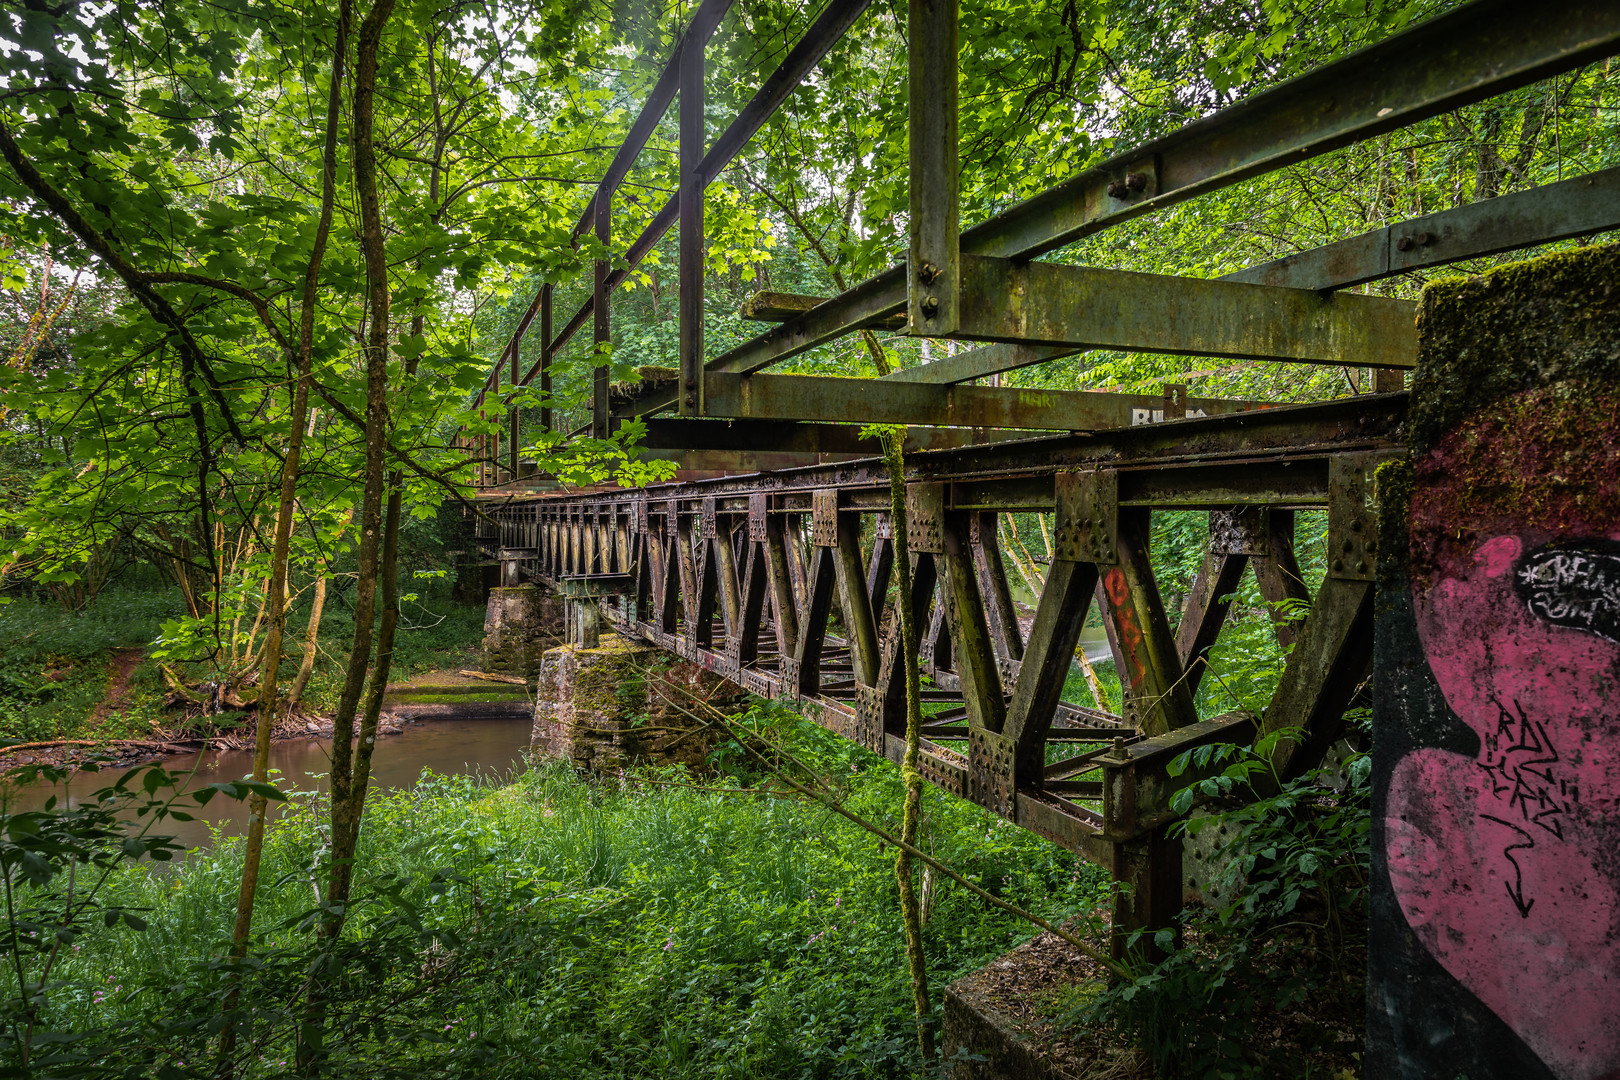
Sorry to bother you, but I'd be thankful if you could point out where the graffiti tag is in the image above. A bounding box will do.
[1514,544,1620,642]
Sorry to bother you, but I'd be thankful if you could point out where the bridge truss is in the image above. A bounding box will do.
[463,0,1620,949]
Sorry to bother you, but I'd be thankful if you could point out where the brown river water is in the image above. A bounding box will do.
[1,718,534,852]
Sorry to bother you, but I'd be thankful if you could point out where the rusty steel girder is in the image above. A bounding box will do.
[475,397,1402,955]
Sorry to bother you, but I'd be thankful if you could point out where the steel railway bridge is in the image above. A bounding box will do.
[458,0,1620,951]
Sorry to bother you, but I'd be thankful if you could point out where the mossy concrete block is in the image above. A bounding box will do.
[1369,240,1620,1080]
[529,638,740,772]
[1409,239,1620,455]
[942,982,1053,1080]
[481,586,566,680]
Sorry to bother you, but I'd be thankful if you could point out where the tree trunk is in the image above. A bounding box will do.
[286,571,328,714]
[297,0,391,1072]
[219,3,349,1072]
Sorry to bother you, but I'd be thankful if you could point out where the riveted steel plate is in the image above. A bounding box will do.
[778,655,802,695]
[748,493,769,542]
[907,482,945,554]
[1052,469,1118,565]
[701,497,718,540]
[812,489,839,547]
[666,498,680,537]
[1209,508,1268,555]
[997,656,1021,687]
[874,512,894,540]
[1328,453,1380,580]
[855,684,887,753]
[969,728,1017,817]
[918,747,967,797]
[739,668,774,698]
[633,499,648,535]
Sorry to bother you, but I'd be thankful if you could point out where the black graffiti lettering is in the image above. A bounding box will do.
[1480,814,1538,919]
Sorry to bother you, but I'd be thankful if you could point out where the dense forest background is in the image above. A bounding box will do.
[0,0,1614,1076]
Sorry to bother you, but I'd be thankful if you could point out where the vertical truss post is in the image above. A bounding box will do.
[763,510,800,658]
[678,27,705,416]
[866,516,895,622]
[1251,508,1310,648]
[974,512,1024,664]
[791,546,836,697]
[592,192,612,438]
[876,551,938,734]
[508,341,519,477]
[736,538,767,665]
[657,501,678,632]
[832,510,881,687]
[1176,509,1264,696]
[1003,557,1099,784]
[539,283,553,432]
[939,510,1005,734]
[1110,825,1182,963]
[907,0,958,336]
[1101,509,1197,736]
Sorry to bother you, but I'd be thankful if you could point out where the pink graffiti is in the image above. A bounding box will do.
[1389,530,1620,1080]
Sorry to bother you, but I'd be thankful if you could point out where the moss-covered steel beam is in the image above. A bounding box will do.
[907,0,959,336]
[701,370,1276,428]
[635,417,1031,454]
[885,168,1620,385]
[957,0,1620,261]
[1227,165,1620,291]
[954,255,1418,368]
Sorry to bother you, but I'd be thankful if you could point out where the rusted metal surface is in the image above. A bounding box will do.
[476,400,1402,949]
[956,0,1620,261]
[1227,164,1620,291]
[953,254,1418,368]
[700,370,1279,429]
[457,0,1620,963]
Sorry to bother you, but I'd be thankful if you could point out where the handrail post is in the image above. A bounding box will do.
[509,340,519,477]
[678,26,706,416]
[540,283,554,432]
[593,191,612,438]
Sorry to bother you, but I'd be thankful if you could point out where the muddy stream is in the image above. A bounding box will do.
[1,718,534,853]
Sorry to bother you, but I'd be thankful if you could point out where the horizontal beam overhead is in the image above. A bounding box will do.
[701,371,1278,429]
[741,290,906,330]
[678,0,1617,392]
[880,342,1070,385]
[953,255,1417,368]
[886,167,1620,384]
[1227,164,1620,290]
[957,0,1620,261]
[637,417,1033,454]
[708,267,906,376]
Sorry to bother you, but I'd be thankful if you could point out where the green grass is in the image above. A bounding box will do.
[0,586,183,743]
[24,710,1111,1079]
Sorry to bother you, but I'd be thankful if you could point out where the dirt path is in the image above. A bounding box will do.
[88,647,145,726]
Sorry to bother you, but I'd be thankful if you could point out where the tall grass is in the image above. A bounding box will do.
[34,716,1109,1079]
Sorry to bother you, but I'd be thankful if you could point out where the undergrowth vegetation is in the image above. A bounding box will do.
[1057,721,1373,1080]
[0,580,488,746]
[2,707,1110,1078]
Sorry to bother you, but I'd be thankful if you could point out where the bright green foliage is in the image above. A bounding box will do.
[8,711,1108,1078]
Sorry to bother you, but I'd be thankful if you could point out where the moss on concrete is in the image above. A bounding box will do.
[1410,240,1620,456]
